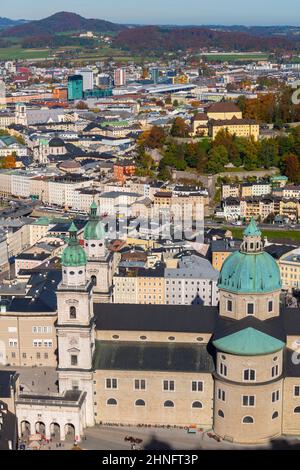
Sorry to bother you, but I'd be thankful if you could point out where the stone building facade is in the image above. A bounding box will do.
[5,216,300,445]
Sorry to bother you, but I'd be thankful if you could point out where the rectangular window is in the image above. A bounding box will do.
[220,363,228,377]
[22,353,26,359]
[218,389,226,402]
[37,353,41,359]
[134,379,146,390]
[242,395,255,407]
[106,378,118,389]
[272,365,279,378]
[247,303,254,315]
[192,381,203,392]
[227,300,233,312]
[71,355,78,366]
[268,301,273,313]
[163,380,175,391]
[44,353,48,359]
[244,369,256,381]
[294,386,300,397]
[11,352,16,359]
[272,391,280,403]
[8,339,18,348]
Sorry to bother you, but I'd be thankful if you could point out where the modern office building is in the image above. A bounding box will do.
[75,68,94,91]
[67,75,84,101]
[150,68,159,84]
[114,68,126,87]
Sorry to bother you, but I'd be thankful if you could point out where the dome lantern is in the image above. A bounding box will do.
[241,218,263,254]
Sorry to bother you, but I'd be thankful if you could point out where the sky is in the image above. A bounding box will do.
[2,0,300,26]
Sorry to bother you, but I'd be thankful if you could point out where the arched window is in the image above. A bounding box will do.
[272,412,279,420]
[164,400,174,408]
[192,401,203,409]
[243,416,254,424]
[70,306,76,320]
[218,410,224,418]
[135,400,145,407]
[91,276,97,286]
[243,369,256,381]
[294,407,300,413]
[107,398,117,406]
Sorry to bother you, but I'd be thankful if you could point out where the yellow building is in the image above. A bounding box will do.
[280,199,300,222]
[207,102,243,121]
[113,265,165,305]
[211,238,241,272]
[279,248,300,291]
[210,117,260,141]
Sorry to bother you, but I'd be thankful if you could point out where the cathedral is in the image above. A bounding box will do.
[14,209,300,444]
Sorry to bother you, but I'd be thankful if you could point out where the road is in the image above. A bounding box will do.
[69,425,300,451]
[205,220,300,231]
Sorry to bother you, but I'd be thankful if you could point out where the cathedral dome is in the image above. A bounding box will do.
[218,220,282,294]
[61,222,87,267]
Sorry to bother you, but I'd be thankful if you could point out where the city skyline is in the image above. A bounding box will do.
[1,0,300,26]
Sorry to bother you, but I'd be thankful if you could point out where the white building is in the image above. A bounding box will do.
[165,254,219,306]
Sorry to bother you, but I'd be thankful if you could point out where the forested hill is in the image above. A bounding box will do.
[113,26,298,53]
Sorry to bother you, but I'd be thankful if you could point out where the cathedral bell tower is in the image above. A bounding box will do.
[57,223,95,426]
[83,202,113,303]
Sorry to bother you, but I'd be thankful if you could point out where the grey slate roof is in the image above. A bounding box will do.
[94,304,218,333]
[93,341,215,373]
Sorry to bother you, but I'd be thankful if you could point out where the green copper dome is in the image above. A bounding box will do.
[218,250,282,294]
[61,222,87,267]
[218,219,282,294]
[213,328,285,356]
[84,203,105,241]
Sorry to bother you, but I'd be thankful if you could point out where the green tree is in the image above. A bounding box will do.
[258,139,279,168]
[206,145,229,174]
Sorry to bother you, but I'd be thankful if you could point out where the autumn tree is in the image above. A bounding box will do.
[139,126,166,149]
[76,101,88,110]
[283,153,300,184]
[0,154,16,169]
[170,117,190,138]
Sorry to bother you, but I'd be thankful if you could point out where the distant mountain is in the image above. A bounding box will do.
[0,11,126,37]
[0,17,28,30]
[114,26,298,53]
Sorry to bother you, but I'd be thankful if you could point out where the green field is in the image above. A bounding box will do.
[227,227,300,243]
[0,44,145,63]
[0,47,50,60]
[203,53,269,62]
